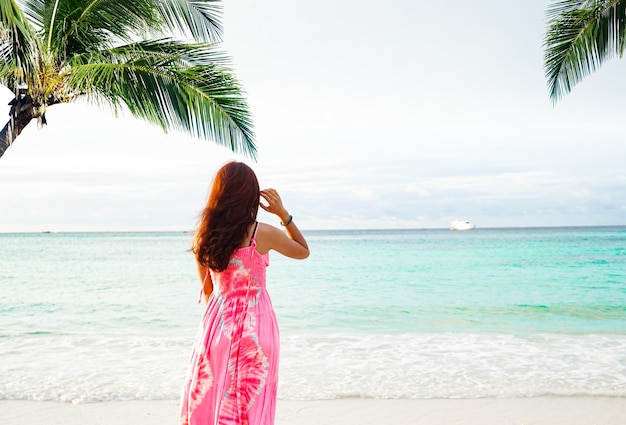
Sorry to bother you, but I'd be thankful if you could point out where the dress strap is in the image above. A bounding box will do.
[249,221,259,246]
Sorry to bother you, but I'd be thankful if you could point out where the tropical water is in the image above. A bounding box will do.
[1,227,625,403]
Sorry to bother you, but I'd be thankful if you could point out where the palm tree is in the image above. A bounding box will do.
[544,0,626,102]
[0,0,256,161]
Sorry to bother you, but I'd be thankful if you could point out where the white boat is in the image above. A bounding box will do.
[450,219,475,231]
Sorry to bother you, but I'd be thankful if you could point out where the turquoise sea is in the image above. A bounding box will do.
[1,226,625,402]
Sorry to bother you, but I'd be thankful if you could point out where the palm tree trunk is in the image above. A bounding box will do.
[0,95,37,160]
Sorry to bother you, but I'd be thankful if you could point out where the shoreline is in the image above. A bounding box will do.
[2,397,625,425]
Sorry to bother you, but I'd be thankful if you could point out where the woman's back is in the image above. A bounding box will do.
[210,224,270,295]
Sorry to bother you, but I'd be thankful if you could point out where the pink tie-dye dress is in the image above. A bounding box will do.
[180,227,278,425]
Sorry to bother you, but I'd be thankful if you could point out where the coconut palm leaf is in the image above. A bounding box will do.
[12,0,44,29]
[544,0,626,101]
[43,0,161,55]
[62,40,256,157]
[153,0,223,43]
[43,0,224,56]
[0,0,41,91]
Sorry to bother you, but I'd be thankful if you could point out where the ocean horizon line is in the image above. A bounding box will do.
[1,223,625,235]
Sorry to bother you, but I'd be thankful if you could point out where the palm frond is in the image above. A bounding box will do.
[153,0,223,43]
[63,41,256,158]
[0,25,11,65]
[544,0,626,101]
[0,0,42,91]
[17,0,45,30]
[111,38,232,68]
[46,0,160,56]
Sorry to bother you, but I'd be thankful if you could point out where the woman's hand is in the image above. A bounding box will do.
[260,189,290,223]
[257,188,309,259]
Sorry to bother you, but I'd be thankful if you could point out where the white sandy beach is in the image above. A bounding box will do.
[1,397,625,425]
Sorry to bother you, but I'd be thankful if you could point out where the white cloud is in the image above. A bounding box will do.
[572,188,592,199]
[353,188,378,201]
[1,1,626,231]
[405,184,431,198]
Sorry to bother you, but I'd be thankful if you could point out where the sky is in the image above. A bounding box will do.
[1,0,625,232]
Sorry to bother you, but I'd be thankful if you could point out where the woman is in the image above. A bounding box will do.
[180,161,309,425]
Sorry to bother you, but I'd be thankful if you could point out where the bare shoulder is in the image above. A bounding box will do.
[255,222,309,259]
[254,222,284,254]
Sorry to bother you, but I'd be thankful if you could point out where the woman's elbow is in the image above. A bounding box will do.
[296,247,310,259]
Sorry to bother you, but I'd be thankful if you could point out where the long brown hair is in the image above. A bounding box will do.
[192,161,260,271]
